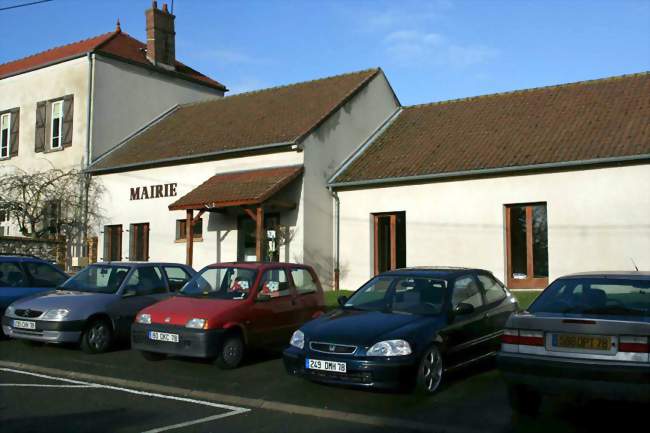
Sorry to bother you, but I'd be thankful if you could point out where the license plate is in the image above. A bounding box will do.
[148,331,179,343]
[553,334,611,351]
[305,358,346,373]
[13,320,36,330]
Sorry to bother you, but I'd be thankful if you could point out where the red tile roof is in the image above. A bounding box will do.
[333,72,650,185]
[168,165,304,210]
[0,29,225,91]
[91,69,380,172]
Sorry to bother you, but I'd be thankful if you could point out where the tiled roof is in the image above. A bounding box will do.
[91,68,380,172]
[168,165,304,210]
[0,30,225,90]
[333,72,650,185]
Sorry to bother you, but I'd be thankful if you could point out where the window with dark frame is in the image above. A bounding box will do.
[505,203,548,289]
[129,223,149,261]
[373,211,406,275]
[175,218,202,241]
[51,100,63,149]
[103,225,123,261]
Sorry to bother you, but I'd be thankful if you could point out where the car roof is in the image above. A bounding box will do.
[380,266,490,278]
[0,255,52,263]
[93,261,191,268]
[559,271,650,279]
[205,262,312,270]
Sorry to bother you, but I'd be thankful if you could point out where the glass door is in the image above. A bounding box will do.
[505,203,548,289]
[373,212,406,274]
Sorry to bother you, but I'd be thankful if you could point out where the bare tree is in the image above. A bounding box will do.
[0,168,104,242]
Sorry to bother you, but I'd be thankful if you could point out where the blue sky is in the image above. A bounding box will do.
[1,0,648,105]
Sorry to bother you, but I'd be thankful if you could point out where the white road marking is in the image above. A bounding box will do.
[0,367,250,432]
[0,383,99,388]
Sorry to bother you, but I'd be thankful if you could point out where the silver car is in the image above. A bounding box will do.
[2,262,195,353]
[498,272,650,414]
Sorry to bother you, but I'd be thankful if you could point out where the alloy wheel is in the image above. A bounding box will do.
[420,347,443,393]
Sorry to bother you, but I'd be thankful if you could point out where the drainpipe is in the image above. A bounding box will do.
[328,187,340,292]
[82,52,95,260]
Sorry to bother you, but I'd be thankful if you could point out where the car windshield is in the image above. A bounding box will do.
[179,267,257,300]
[344,275,446,315]
[530,277,650,317]
[61,265,130,294]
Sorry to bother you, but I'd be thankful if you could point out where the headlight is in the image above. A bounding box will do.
[5,305,15,316]
[136,313,151,324]
[290,330,304,349]
[186,318,206,329]
[41,309,69,321]
[366,339,412,357]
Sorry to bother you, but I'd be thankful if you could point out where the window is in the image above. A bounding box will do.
[123,266,165,295]
[258,268,290,299]
[1,112,10,159]
[0,262,27,287]
[129,223,149,261]
[51,100,63,149]
[175,218,202,241]
[291,268,318,295]
[24,262,67,288]
[373,211,406,274]
[237,213,279,262]
[181,266,256,300]
[163,266,192,292]
[63,265,129,294]
[451,275,483,310]
[103,225,122,261]
[478,274,507,305]
[506,203,548,289]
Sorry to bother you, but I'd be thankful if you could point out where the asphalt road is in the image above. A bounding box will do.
[0,339,645,433]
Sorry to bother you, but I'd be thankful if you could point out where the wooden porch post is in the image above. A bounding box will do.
[186,209,194,266]
[255,205,264,261]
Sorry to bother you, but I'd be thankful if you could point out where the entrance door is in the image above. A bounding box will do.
[237,213,279,262]
[373,212,406,275]
[505,203,548,289]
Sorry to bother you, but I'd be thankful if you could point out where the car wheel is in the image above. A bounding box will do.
[214,334,245,369]
[507,385,542,416]
[415,345,444,394]
[80,318,113,354]
[141,351,166,362]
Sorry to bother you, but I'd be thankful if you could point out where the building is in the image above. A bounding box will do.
[0,1,225,261]
[329,72,650,290]
[88,68,399,285]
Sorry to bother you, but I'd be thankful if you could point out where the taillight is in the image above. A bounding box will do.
[501,329,519,345]
[619,336,649,353]
[501,329,544,346]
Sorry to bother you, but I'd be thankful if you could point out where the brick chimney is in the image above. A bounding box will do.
[145,1,176,69]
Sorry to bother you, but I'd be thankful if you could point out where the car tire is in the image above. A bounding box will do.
[415,345,444,395]
[80,318,113,354]
[507,385,542,416]
[214,334,245,370]
[141,351,166,362]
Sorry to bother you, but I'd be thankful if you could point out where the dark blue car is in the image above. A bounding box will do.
[0,255,68,316]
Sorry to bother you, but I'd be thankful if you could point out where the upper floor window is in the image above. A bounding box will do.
[51,100,63,149]
[1,112,10,159]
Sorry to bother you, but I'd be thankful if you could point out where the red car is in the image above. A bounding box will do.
[131,262,325,368]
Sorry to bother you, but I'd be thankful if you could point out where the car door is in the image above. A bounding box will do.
[248,267,298,348]
[111,266,169,338]
[0,261,34,312]
[441,273,491,368]
[477,272,514,350]
[288,267,322,325]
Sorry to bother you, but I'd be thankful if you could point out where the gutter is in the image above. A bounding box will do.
[329,153,650,189]
[328,186,340,292]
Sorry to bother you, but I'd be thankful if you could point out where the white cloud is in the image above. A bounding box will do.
[227,77,268,95]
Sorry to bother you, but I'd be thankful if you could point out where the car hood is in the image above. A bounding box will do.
[8,290,116,315]
[301,308,435,347]
[142,296,243,326]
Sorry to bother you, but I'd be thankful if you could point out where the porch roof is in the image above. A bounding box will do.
[168,165,303,211]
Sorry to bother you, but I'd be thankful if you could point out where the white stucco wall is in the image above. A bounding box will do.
[336,164,650,291]
[91,56,224,161]
[95,151,304,271]
[301,72,400,286]
[0,57,89,173]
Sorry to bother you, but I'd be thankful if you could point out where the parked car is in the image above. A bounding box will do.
[0,255,68,316]
[2,262,195,353]
[498,272,650,414]
[132,262,325,369]
[283,267,518,394]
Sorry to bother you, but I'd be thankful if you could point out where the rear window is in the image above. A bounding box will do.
[530,277,650,317]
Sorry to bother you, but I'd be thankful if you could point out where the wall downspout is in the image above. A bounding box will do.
[82,52,95,261]
[329,186,340,291]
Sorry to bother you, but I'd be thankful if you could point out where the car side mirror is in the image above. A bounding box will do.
[122,289,137,298]
[337,295,348,306]
[453,302,475,315]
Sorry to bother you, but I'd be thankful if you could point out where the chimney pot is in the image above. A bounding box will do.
[152,1,158,9]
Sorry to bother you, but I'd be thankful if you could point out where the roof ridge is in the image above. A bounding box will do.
[0,30,115,69]
[180,67,380,108]
[406,71,650,110]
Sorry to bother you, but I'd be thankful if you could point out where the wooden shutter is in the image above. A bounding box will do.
[62,95,74,148]
[35,101,46,152]
[9,108,19,157]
